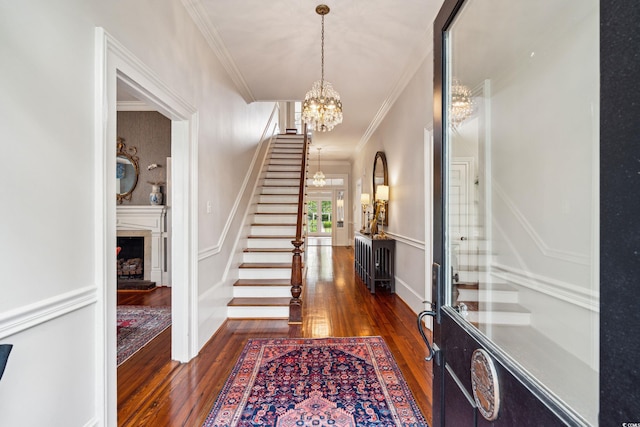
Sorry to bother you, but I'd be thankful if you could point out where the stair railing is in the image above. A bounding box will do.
[289,125,308,324]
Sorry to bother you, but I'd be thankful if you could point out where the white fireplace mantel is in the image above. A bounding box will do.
[117,205,168,285]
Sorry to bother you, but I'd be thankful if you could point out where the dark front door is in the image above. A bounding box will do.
[429,0,604,425]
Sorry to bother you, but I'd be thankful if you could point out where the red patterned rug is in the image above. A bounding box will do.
[117,305,171,366]
[202,336,427,427]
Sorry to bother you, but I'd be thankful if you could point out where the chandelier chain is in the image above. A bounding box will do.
[320,14,325,92]
[301,4,342,132]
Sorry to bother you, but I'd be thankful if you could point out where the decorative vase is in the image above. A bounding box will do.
[149,185,163,205]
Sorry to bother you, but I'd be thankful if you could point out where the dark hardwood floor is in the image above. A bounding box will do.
[117,245,433,426]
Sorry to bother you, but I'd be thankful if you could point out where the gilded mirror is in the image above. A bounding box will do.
[116,137,139,204]
[372,151,388,226]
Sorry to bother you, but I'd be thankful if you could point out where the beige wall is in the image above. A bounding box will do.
[351,53,434,314]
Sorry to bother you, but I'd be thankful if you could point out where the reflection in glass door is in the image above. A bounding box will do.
[431,0,599,424]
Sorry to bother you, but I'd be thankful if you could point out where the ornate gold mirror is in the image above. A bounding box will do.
[116,137,139,204]
[372,151,389,226]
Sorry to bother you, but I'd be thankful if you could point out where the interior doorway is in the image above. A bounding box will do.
[96,28,199,425]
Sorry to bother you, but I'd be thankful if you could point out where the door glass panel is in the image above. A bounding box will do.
[307,193,333,236]
[444,0,599,423]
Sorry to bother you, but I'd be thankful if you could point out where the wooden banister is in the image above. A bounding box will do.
[289,126,308,324]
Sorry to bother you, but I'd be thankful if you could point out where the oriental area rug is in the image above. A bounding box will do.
[202,336,427,427]
[116,305,171,365]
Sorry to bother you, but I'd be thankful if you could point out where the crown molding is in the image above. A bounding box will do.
[355,25,435,157]
[181,0,255,103]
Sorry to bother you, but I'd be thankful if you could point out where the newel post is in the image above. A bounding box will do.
[289,238,304,324]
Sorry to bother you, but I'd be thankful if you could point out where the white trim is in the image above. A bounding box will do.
[116,100,154,111]
[424,127,434,326]
[385,232,425,250]
[493,181,590,265]
[491,263,599,312]
[198,105,280,261]
[95,27,199,427]
[83,417,100,427]
[180,0,255,103]
[0,287,96,340]
[396,276,424,306]
[355,25,434,156]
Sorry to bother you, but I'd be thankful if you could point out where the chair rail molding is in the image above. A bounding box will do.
[0,286,96,340]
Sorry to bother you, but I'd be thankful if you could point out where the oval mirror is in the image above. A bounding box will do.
[116,137,139,204]
[372,151,388,226]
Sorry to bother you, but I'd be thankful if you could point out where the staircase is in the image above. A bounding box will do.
[452,219,531,326]
[227,133,307,319]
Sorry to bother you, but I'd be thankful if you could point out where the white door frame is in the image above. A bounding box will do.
[94,28,199,426]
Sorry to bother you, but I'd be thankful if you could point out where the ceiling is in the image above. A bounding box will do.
[120,1,443,161]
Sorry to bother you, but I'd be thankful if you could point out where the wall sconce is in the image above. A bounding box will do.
[374,185,389,238]
[360,193,371,233]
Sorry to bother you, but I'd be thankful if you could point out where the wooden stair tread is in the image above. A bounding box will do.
[243,248,301,253]
[227,297,290,307]
[257,202,298,205]
[233,279,290,286]
[254,212,297,215]
[248,235,297,239]
[456,282,479,289]
[239,262,294,268]
[262,177,302,180]
[251,223,297,227]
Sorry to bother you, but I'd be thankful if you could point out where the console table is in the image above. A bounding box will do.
[354,233,395,293]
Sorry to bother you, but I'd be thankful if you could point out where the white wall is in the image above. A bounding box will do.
[0,0,274,425]
[351,53,434,314]
[487,8,599,365]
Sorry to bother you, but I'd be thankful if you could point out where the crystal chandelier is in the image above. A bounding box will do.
[313,147,326,187]
[449,79,474,127]
[302,4,343,133]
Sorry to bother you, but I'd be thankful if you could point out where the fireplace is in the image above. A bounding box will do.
[117,236,144,279]
[116,205,168,286]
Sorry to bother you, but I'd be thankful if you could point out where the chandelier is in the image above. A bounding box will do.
[302,4,343,133]
[313,147,326,187]
[449,79,474,127]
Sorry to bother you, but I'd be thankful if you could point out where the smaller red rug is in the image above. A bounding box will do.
[117,305,171,365]
[202,336,427,427]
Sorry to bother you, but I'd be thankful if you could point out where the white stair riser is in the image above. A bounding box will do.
[271,152,304,158]
[267,165,302,172]
[253,214,298,224]
[243,252,293,263]
[456,253,493,265]
[457,289,519,304]
[270,162,303,168]
[465,311,531,326]
[239,268,291,280]
[457,270,478,283]
[233,286,292,298]
[265,172,301,179]
[458,270,495,283]
[256,204,298,214]
[259,194,298,204]
[228,306,289,319]
[247,239,295,249]
[250,225,297,236]
[269,153,303,159]
[264,179,300,186]
[453,240,492,252]
[262,187,299,195]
